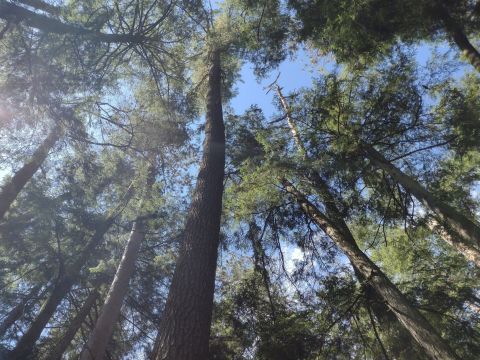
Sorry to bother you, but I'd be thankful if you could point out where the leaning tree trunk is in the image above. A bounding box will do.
[435,1,480,73]
[426,216,480,267]
[364,145,480,266]
[154,50,225,360]
[9,216,116,359]
[0,285,41,338]
[44,289,100,360]
[277,86,457,360]
[0,124,62,220]
[283,179,459,360]
[276,85,394,324]
[81,164,156,360]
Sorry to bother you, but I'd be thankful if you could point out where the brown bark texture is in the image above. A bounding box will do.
[154,50,225,360]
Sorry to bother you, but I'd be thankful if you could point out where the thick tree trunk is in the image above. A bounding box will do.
[0,125,62,221]
[44,289,100,360]
[154,50,225,360]
[0,285,41,338]
[0,1,144,43]
[435,2,480,73]
[283,179,459,360]
[81,164,155,360]
[364,145,480,265]
[9,217,116,359]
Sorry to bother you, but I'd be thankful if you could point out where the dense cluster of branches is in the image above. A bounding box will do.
[0,1,479,359]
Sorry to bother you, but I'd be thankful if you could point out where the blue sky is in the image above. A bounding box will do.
[229,43,465,120]
[230,48,324,118]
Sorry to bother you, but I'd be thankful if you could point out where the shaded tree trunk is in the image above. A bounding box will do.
[0,125,63,221]
[0,1,144,43]
[0,285,41,338]
[44,289,100,360]
[283,179,459,360]
[81,164,156,360]
[364,145,480,266]
[154,50,225,360]
[435,1,480,73]
[9,216,117,359]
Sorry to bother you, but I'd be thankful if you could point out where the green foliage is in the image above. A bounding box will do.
[289,0,479,65]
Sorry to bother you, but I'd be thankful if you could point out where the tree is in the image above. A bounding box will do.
[43,288,100,360]
[363,144,480,267]
[0,123,63,220]
[289,0,480,71]
[80,161,156,360]
[275,85,459,359]
[154,48,226,360]
[9,184,133,359]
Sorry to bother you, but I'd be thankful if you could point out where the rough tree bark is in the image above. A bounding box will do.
[154,50,225,360]
[283,179,459,360]
[80,164,156,360]
[0,124,63,221]
[364,145,480,266]
[9,213,119,359]
[44,289,100,360]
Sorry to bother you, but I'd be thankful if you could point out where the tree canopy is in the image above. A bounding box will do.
[0,1,479,359]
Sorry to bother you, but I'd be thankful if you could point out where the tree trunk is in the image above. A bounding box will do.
[9,217,116,359]
[276,85,394,325]
[154,50,225,360]
[0,125,62,221]
[426,216,480,267]
[17,0,61,15]
[81,163,156,360]
[0,1,144,43]
[275,86,428,358]
[0,285,41,338]
[364,145,480,266]
[283,179,459,360]
[435,2,480,73]
[44,289,100,360]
